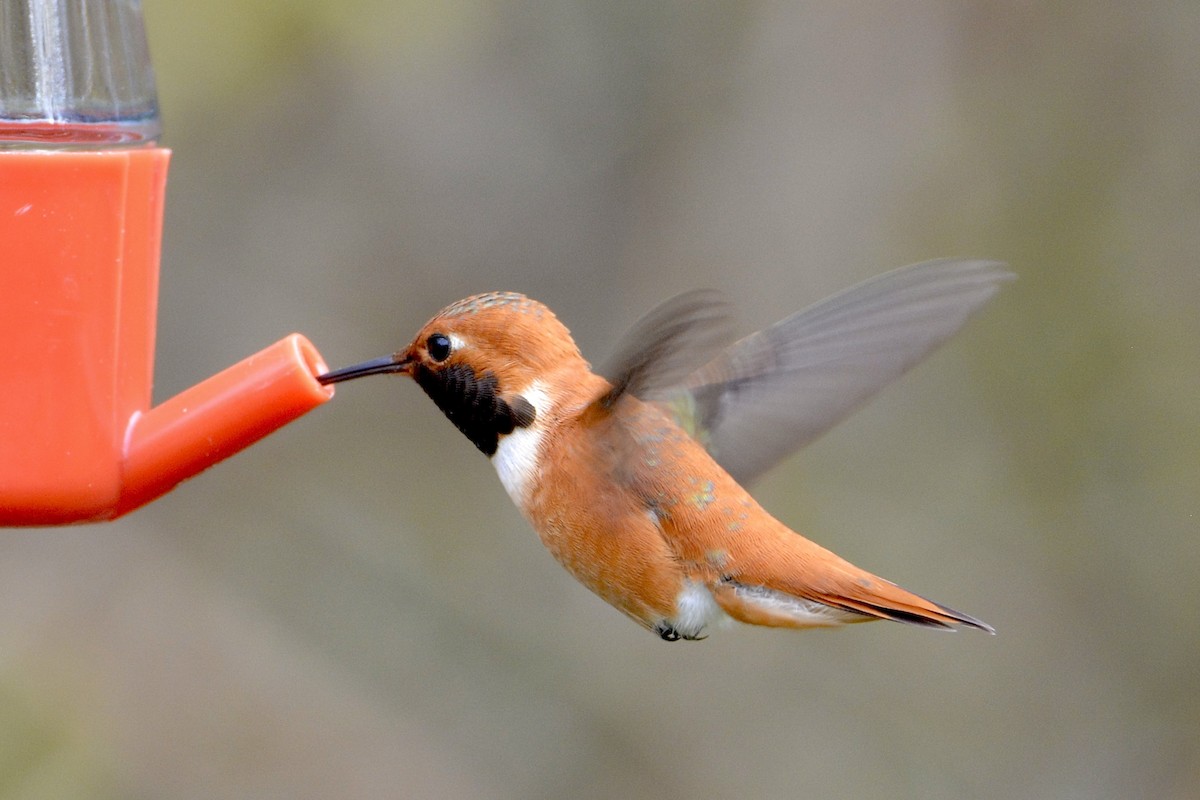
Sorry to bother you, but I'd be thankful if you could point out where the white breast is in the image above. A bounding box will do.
[492,381,550,509]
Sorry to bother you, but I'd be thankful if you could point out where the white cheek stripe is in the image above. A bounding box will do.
[448,333,470,353]
[492,380,550,509]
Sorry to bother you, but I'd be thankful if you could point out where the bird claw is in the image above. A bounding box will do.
[654,623,707,642]
[655,623,682,641]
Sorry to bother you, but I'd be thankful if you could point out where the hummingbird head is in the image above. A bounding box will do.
[319,291,587,455]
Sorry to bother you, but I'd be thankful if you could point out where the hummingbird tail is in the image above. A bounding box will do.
[711,577,995,634]
[817,586,996,634]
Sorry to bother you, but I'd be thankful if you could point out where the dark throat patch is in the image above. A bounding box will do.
[413,364,536,455]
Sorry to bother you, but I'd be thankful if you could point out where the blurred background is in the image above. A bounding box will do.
[2,2,1198,797]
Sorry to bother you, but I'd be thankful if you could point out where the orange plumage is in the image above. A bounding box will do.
[321,260,1010,640]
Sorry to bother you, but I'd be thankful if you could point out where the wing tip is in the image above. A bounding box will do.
[904,600,997,635]
[944,605,997,635]
[869,603,996,635]
[905,258,1016,295]
[828,590,997,635]
[919,257,1014,276]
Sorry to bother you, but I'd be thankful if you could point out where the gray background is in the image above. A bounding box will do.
[2,3,1197,798]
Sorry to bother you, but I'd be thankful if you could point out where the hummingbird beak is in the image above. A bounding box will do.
[317,354,412,385]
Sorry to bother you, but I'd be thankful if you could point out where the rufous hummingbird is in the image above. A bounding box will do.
[320,259,1010,641]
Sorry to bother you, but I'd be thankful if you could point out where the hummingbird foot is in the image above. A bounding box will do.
[654,623,683,641]
[652,622,708,642]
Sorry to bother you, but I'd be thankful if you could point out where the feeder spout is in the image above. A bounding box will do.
[117,334,334,516]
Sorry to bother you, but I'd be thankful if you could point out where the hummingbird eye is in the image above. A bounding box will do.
[426,333,452,362]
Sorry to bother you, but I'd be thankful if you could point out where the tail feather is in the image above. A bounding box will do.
[821,589,995,634]
[711,575,995,634]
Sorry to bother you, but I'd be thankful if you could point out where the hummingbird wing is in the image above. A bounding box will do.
[655,260,1013,484]
[596,289,734,410]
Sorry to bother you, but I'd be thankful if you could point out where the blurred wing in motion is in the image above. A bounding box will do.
[596,289,733,410]
[663,259,1014,484]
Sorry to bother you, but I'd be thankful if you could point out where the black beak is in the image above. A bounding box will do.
[318,355,411,385]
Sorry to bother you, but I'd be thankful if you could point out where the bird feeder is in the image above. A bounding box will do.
[1,0,332,524]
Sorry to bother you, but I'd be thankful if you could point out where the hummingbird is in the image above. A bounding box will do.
[319,259,1010,641]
